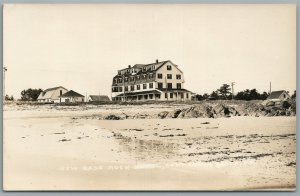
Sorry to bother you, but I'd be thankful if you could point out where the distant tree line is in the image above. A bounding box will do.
[20,88,43,101]
[235,89,269,101]
[194,84,270,101]
[4,94,14,101]
[15,86,297,102]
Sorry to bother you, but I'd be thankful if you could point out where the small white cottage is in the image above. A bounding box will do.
[267,90,290,101]
[60,90,85,103]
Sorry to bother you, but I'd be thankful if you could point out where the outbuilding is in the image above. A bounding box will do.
[88,95,111,102]
[60,90,85,103]
[267,90,290,101]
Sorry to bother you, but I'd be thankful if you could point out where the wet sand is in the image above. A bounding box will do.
[3,105,296,190]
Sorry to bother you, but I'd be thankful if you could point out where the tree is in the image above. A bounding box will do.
[5,94,14,101]
[209,91,219,100]
[202,93,209,100]
[217,84,231,100]
[195,94,204,101]
[5,94,9,101]
[21,88,43,101]
[291,90,296,99]
[5,95,11,101]
[235,89,269,100]
[260,91,269,100]
[249,89,260,100]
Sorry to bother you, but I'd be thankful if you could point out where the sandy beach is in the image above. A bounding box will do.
[3,103,296,190]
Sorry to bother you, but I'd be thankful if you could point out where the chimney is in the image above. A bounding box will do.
[128,65,131,68]
[156,59,159,63]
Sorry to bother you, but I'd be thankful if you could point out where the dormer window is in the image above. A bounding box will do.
[149,73,153,79]
[118,78,123,83]
[143,67,146,72]
[125,77,128,82]
[137,75,140,80]
[118,71,121,75]
[152,65,156,70]
[130,76,135,82]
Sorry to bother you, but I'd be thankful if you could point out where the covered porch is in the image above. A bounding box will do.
[113,90,162,102]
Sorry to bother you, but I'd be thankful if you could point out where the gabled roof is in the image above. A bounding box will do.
[60,90,84,97]
[267,90,288,99]
[38,86,68,100]
[132,61,168,70]
[89,95,111,101]
[43,86,67,93]
[114,60,171,78]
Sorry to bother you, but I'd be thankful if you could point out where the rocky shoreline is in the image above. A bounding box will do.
[105,99,296,120]
[4,99,296,120]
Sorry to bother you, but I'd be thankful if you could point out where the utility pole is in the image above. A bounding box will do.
[231,82,235,100]
[269,82,272,94]
[3,67,7,101]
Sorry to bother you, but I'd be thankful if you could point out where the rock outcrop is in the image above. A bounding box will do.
[157,99,296,119]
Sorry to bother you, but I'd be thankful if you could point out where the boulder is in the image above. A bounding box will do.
[104,114,122,120]
[166,109,182,118]
[266,101,275,107]
[133,113,149,119]
[177,104,214,118]
[281,101,291,109]
[212,104,239,117]
[158,111,169,119]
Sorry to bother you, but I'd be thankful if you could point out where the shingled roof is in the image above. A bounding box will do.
[89,95,110,102]
[113,60,171,79]
[38,86,68,100]
[60,90,84,97]
[43,86,67,92]
[267,90,287,99]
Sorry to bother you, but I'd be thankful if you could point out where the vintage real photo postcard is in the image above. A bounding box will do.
[3,4,296,191]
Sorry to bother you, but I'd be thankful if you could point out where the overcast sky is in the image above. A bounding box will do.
[4,4,296,98]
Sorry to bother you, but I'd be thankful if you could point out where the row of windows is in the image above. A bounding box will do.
[112,83,155,92]
[112,82,182,92]
[115,73,182,84]
[157,74,181,80]
[117,64,173,76]
[118,68,138,75]
[113,93,189,101]
[157,82,181,89]
[165,92,189,99]
[115,73,155,84]
[118,65,158,76]
[142,65,156,72]
[126,83,154,91]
